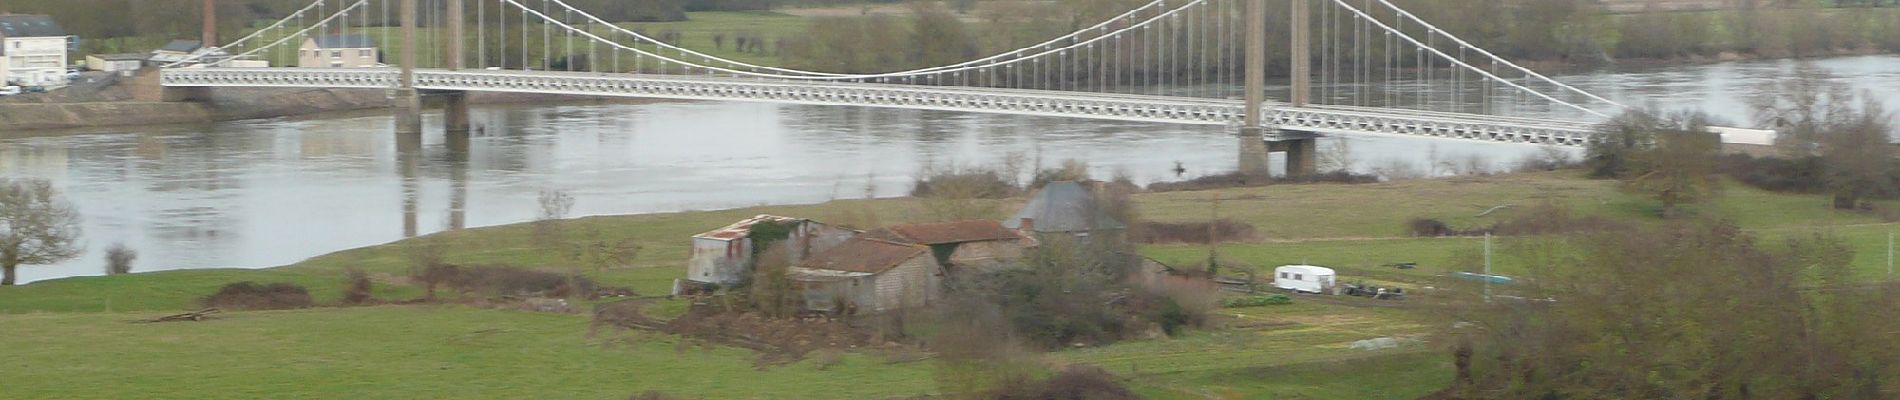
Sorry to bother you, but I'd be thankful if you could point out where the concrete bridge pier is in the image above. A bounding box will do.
[1267,132,1320,177]
[1238,127,1272,176]
[442,91,472,133]
[393,88,423,134]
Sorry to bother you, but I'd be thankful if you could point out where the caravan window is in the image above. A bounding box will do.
[1294,273,1303,280]
[1279,272,1288,279]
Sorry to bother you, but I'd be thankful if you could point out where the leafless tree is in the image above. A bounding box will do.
[0,178,83,285]
[104,242,136,275]
[534,188,574,246]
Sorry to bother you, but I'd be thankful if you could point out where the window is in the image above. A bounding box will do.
[1279,272,1289,279]
[331,50,342,59]
[358,49,371,57]
[1294,274,1303,280]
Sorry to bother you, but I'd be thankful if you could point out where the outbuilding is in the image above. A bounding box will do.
[790,236,941,314]
[1272,265,1336,294]
[862,219,1030,273]
[86,53,145,76]
[682,215,856,290]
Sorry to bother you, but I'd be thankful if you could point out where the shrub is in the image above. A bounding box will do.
[1135,219,1258,244]
[1223,294,1293,308]
[103,242,136,275]
[203,282,314,310]
[411,264,599,299]
[1146,170,1379,192]
[985,365,1140,400]
[1408,218,1458,237]
[910,168,1018,199]
[342,269,373,305]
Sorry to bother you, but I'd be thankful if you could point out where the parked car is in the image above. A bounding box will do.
[1272,265,1337,294]
[0,86,20,96]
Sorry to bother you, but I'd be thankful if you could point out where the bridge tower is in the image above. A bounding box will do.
[395,0,423,134]
[442,0,473,134]
[1241,0,1319,177]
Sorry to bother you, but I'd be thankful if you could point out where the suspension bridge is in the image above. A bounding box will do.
[158,0,1635,175]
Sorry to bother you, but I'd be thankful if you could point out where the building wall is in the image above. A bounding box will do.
[686,237,752,286]
[4,36,68,87]
[790,221,856,265]
[868,255,940,312]
[297,43,379,68]
[945,239,1026,273]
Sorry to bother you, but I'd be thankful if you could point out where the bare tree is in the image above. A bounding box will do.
[1317,138,1356,173]
[1750,62,1856,156]
[1817,98,1896,209]
[104,242,136,275]
[0,178,83,285]
[534,188,574,246]
[1617,111,1724,218]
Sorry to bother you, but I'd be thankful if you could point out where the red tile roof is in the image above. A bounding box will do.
[798,237,930,274]
[692,215,802,241]
[865,220,1023,245]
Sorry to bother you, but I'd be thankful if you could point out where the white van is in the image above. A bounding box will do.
[1273,265,1336,294]
[0,86,20,96]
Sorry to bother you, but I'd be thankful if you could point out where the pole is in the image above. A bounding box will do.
[401,0,417,88]
[1290,0,1311,106]
[1483,232,1492,301]
[202,0,218,47]
[448,0,464,70]
[1243,0,1266,129]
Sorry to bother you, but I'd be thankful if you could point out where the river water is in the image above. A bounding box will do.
[2,55,1897,283]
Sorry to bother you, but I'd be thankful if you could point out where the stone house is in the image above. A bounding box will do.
[299,34,380,68]
[1003,181,1126,242]
[681,215,857,291]
[863,219,1031,274]
[790,236,940,314]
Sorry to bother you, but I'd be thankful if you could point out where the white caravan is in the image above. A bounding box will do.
[1272,265,1336,294]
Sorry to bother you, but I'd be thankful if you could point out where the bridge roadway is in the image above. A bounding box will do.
[161,68,1598,146]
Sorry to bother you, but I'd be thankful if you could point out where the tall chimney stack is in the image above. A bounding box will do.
[202,0,218,47]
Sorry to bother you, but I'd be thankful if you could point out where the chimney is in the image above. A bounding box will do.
[201,0,218,47]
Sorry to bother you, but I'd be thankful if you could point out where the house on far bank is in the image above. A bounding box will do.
[863,219,1031,274]
[1003,181,1126,241]
[0,14,72,88]
[147,40,203,66]
[790,236,940,314]
[86,53,144,76]
[680,215,857,292]
[299,34,379,68]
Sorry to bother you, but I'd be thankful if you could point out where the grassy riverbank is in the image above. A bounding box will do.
[4,170,1896,399]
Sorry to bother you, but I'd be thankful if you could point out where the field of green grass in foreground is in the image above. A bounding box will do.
[4,171,1897,399]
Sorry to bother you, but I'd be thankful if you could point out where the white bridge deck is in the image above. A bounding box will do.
[162,68,1599,146]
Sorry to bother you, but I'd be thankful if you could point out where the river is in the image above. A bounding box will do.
[2,55,1896,283]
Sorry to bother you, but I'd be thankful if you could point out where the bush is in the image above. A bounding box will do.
[1146,170,1378,192]
[411,264,599,299]
[1408,218,1459,237]
[910,168,1019,199]
[203,282,314,310]
[1223,294,1293,308]
[104,242,136,275]
[1719,154,1828,194]
[985,365,1140,400]
[1135,219,1258,244]
[342,269,373,305]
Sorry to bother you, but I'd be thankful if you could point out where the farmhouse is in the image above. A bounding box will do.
[862,219,1030,273]
[85,53,144,76]
[682,215,856,290]
[790,236,940,314]
[1003,181,1126,241]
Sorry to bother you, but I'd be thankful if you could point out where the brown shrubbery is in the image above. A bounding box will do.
[202,282,314,310]
[983,365,1139,400]
[1145,170,1379,192]
[1409,204,1624,237]
[342,269,374,305]
[412,264,600,299]
[1135,219,1258,244]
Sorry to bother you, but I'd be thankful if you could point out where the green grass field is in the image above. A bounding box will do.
[6,170,1898,399]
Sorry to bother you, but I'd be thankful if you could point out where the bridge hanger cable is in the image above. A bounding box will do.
[1358,0,1624,109]
[165,0,332,68]
[539,0,1182,79]
[178,0,371,68]
[493,0,1208,81]
[1324,0,1606,118]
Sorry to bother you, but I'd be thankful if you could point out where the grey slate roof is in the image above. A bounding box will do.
[0,15,65,38]
[310,34,376,49]
[1003,181,1125,233]
[158,40,203,53]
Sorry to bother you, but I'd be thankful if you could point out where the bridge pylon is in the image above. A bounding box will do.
[394,0,422,134]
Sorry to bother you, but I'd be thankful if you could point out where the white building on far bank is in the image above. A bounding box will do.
[0,14,71,88]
